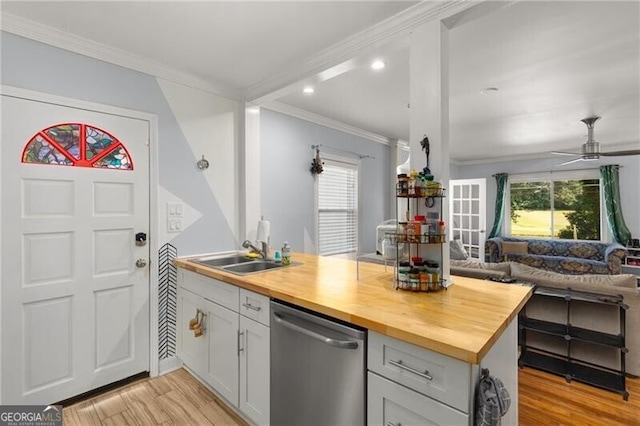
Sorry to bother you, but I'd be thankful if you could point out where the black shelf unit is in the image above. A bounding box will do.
[393,184,446,292]
[518,286,629,400]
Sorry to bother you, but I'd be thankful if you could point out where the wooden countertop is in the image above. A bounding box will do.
[174,253,532,364]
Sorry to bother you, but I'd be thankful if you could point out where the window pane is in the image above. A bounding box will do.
[553,179,601,240]
[509,179,601,240]
[510,181,551,237]
[472,200,479,214]
[318,163,358,255]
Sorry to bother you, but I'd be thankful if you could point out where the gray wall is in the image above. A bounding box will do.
[1,32,237,255]
[452,155,640,240]
[260,109,390,254]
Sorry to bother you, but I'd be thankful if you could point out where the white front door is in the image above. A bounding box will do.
[449,179,486,261]
[1,94,150,404]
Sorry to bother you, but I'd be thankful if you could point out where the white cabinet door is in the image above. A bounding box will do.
[177,289,209,377]
[239,315,270,425]
[368,372,469,426]
[204,298,240,407]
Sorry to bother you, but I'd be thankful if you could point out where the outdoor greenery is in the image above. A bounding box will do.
[510,179,600,240]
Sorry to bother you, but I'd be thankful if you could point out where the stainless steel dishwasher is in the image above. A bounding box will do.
[270,300,366,426]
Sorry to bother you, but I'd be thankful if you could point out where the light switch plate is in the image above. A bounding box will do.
[168,218,183,233]
[167,202,183,218]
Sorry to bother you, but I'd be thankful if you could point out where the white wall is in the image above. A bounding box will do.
[260,109,391,254]
[452,155,640,240]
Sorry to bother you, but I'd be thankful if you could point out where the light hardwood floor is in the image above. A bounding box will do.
[63,367,639,425]
[62,368,247,426]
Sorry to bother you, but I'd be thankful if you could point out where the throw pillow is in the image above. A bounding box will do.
[501,241,528,261]
[450,239,469,260]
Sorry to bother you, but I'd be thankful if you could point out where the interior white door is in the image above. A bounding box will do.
[449,179,486,261]
[1,94,150,404]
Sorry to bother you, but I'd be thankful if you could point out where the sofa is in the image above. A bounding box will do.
[451,260,640,377]
[485,237,628,275]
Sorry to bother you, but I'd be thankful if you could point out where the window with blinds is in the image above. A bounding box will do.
[318,160,358,256]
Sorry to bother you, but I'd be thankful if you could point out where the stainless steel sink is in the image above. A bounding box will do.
[189,254,300,275]
[192,255,256,268]
[222,261,283,275]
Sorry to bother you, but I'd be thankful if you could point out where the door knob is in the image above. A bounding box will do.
[136,258,147,268]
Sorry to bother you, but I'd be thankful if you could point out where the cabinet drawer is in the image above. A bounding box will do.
[180,269,239,312]
[368,372,468,426]
[368,331,471,413]
[239,288,270,326]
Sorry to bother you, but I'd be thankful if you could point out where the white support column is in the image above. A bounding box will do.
[243,104,261,243]
[409,20,451,282]
[388,138,399,219]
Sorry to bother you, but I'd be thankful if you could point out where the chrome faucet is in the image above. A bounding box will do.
[242,239,268,259]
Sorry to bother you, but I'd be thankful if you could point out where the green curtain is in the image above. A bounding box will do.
[600,165,631,244]
[488,173,508,238]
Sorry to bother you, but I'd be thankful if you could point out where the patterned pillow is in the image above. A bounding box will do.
[502,242,528,260]
[568,243,599,260]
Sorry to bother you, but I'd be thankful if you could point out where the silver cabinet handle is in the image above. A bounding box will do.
[273,312,359,350]
[387,422,401,426]
[388,359,433,381]
[238,330,244,354]
[242,302,261,312]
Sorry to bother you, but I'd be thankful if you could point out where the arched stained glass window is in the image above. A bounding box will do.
[22,123,134,170]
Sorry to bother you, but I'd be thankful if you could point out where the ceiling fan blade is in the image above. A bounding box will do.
[556,157,585,166]
[600,149,640,157]
[551,151,581,156]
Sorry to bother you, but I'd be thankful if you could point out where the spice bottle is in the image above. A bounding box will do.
[397,174,408,196]
[438,221,446,243]
[282,242,291,265]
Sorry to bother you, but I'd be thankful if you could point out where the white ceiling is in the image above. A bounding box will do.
[2,1,639,163]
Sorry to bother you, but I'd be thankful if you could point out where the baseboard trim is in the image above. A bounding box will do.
[159,356,183,376]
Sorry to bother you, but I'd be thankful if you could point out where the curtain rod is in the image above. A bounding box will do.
[492,165,622,177]
[311,144,375,160]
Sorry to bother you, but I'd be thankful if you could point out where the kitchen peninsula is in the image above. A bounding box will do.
[174,252,532,425]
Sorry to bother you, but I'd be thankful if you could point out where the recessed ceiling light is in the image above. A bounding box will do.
[371,60,386,70]
[480,87,499,95]
[247,106,260,114]
[303,86,315,94]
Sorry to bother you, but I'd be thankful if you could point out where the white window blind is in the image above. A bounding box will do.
[318,160,358,256]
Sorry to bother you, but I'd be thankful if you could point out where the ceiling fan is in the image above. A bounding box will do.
[552,116,640,166]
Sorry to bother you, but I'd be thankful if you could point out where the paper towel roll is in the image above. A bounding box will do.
[256,219,270,243]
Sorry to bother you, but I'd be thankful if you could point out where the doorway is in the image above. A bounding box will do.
[1,88,157,404]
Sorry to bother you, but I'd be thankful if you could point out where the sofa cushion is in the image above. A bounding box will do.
[451,260,511,273]
[507,253,611,275]
[510,262,637,289]
[450,260,511,280]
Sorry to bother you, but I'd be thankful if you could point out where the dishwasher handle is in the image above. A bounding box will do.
[273,312,359,350]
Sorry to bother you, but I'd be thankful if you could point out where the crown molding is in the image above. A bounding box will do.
[1,13,242,100]
[452,152,556,166]
[451,141,640,166]
[264,101,391,146]
[244,0,476,103]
